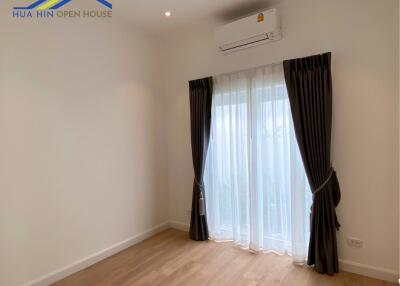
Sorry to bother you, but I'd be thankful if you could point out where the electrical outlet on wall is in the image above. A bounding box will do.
[347,237,364,248]
[186,210,191,217]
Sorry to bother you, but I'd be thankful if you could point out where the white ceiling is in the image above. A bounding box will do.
[115,0,280,36]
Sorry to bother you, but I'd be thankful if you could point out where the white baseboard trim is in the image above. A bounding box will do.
[169,221,190,232]
[168,220,399,283]
[22,222,170,286]
[20,220,399,285]
[339,259,398,283]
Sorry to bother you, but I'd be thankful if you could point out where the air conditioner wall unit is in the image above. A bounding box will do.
[215,8,282,53]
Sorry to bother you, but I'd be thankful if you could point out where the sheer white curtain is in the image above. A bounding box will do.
[204,63,312,263]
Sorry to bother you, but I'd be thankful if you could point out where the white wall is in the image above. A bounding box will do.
[163,0,399,279]
[0,6,168,286]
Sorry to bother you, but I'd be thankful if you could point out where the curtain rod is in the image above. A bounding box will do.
[189,52,332,82]
[188,60,283,83]
[213,60,283,78]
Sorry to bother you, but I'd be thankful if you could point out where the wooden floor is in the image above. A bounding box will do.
[53,229,395,286]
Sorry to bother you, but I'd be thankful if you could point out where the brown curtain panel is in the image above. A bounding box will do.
[188,77,213,241]
[283,53,341,275]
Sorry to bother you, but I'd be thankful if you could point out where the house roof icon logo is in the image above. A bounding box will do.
[14,0,112,10]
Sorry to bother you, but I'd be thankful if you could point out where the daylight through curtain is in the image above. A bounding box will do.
[204,64,312,263]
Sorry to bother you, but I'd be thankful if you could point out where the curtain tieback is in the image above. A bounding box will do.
[194,177,204,189]
[313,168,334,198]
[194,177,206,216]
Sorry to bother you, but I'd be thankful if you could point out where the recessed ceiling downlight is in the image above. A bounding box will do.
[165,11,171,17]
